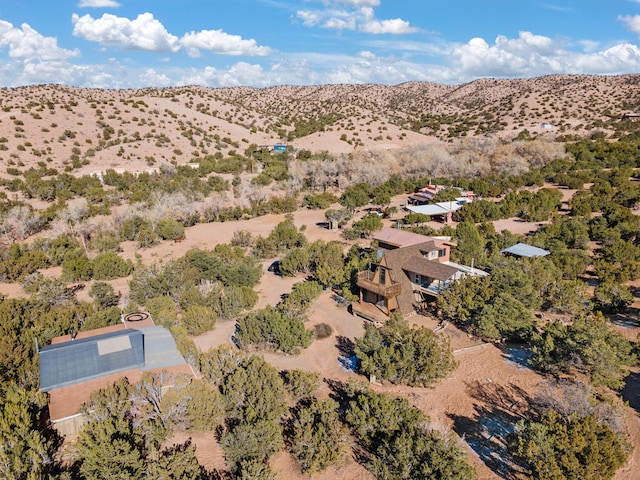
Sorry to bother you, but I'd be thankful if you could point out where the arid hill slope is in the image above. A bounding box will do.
[0,74,638,178]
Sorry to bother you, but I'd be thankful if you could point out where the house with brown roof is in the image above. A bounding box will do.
[39,313,196,435]
[352,238,487,323]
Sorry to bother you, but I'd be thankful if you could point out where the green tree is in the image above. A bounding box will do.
[222,355,286,424]
[279,247,311,276]
[344,387,476,480]
[340,183,371,212]
[160,379,224,432]
[156,219,185,241]
[475,293,535,342]
[283,370,321,403]
[278,280,323,320]
[355,314,457,386]
[91,251,134,280]
[508,409,630,480]
[351,214,384,238]
[221,420,284,475]
[61,249,93,281]
[531,314,636,389]
[89,281,120,309]
[146,441,206,480]
[236,306,313,354]
[437,275,493,325]
[0,386,60,480]
[290,398,349,473]
[594,281,634,313]
[310,240,346,288]
[452,222,487,266]
[74,416,145,480]
[145,296,179,326]
[180,304,216,335]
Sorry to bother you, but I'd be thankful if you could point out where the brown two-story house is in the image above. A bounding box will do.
[353,230,487,322]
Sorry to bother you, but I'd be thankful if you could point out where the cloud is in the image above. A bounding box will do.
[72,12,271,57]
[180,30,272,57]
[448,31,640,79]
[0,20,79,61]
[296,1,416,34]
[78,0,121,7]
[360,18,417,35]
[619,14,640,35]
[72,13,180,52]
[139,68,172,87]
[177,62,273,88]
[330,0,380,6]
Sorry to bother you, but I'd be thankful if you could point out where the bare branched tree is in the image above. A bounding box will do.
[0,205,43,242]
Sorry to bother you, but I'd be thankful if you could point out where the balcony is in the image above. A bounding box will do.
[412,279,450,296]
[357,271,401,297]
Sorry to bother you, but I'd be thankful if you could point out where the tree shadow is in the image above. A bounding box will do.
[448,381,534,479]
[335,335,355,357]
[608,308,640,329]
[621,371,640,413]
[501,344,533,370]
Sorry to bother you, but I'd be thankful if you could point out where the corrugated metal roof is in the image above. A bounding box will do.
[500,243,551,258]
[141,326,189,370]
[40,329,145,392]
[407,200,467,216]
[40,326,188,392]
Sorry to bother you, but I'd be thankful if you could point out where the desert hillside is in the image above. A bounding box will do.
[0,74,639,180]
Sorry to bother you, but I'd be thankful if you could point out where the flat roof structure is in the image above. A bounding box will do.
[407,200,470,217]
[373,228,436,249]
[501,243,551,258]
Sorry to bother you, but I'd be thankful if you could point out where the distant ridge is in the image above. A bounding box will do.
[0,74,638,177]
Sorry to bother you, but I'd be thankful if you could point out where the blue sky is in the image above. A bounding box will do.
[1,0,640,88]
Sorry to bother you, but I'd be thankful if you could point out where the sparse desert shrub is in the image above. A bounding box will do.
[156,218,185,241]
[230,229,253,247]
[314,323,332,339]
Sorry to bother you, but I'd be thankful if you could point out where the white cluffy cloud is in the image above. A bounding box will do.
[449,31,640,79]
[619,14,640,35]
[0,20,79,60]
[78,0,121,7]
[181,30,271,57]
[72,12,271,56]
[296,0,417,34]
[72,13,180,52]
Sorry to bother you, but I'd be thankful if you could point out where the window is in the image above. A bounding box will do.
[438,248,447,258]
[379,267,386,284]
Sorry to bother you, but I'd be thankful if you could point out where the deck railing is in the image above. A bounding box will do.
[357,271,401,297]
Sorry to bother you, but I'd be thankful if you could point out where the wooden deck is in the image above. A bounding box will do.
[351,302,390,325]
